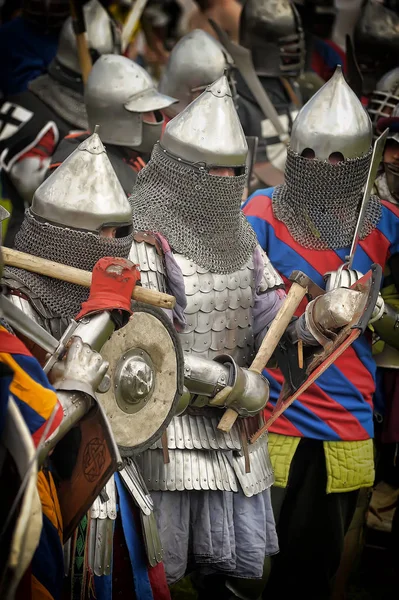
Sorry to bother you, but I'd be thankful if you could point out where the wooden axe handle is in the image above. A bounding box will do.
[217,281,308,433]
[69,0,92,84]
[2,247,176,310]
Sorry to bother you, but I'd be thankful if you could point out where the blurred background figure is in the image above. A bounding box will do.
[0,0,70,98]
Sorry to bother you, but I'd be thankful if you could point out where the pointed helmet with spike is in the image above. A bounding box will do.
[158,30,235,119]
[161,75,248,168]
[272,66,380,251]
[32,132,132,232]
[290,65,372,160]
[129,75,257,274]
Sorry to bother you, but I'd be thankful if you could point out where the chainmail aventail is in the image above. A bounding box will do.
[272,147,382,250]
[129,143,258,273]
[6,210,133,317]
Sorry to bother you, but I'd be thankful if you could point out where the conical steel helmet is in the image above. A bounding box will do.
[161,75,248,168]
[290,65,372,160]
[32,132,132,232]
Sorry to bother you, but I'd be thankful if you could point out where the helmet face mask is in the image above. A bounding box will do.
[367,68,399,133]
[239,0,305,78]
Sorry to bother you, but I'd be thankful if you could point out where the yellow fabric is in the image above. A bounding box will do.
[37,471,63,540]
[268,433,300,488]
[0,352,58,423]
[323,439,375,493]
[268,434,374,492]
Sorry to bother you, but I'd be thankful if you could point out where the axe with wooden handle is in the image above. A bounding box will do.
[217,271,314,433]
[2,247,175,310]
[69,0,92,84]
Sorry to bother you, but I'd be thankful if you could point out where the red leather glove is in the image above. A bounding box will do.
[75,257,140,320]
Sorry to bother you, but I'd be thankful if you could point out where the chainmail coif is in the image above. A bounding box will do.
[6,210,133,318]
[129,143,258,274]
[272,147,382,250]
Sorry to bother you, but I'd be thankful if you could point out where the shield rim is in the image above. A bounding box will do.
[101,302,183,456]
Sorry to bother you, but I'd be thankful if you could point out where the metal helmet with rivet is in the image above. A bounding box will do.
[161,75,248,168]
[85,54,177,152]
[158,29,235,119]
[290,65,372,160]
[32,131,132,232]
[7,131,134,319]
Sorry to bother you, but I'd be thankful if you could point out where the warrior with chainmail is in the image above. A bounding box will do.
[44,54,177,195]
[1,131,179,600]
[0,202,141,600]
[127,74,371,598]
[159,1,304,188]
[0,0,118,247]
[243,66,399,598]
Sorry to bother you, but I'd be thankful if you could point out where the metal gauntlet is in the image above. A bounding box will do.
[182,353,269,417]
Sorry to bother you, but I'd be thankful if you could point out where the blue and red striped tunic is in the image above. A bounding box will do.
[243,189,399,442]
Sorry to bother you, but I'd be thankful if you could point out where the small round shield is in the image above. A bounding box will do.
[99,303,183,455]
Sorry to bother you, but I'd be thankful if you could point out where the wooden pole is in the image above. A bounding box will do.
[217,281,308,433]
[2,247,176,310]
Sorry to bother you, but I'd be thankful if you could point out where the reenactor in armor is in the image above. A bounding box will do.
[159,0,305,189]
[45,54,177,195]
[243,66,399,598]
[0,0,118,247]
[127,74,372,598]
[1,131,182,599]
[0,207,139,599]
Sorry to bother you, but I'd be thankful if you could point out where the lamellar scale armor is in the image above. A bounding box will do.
[128,79,282,578]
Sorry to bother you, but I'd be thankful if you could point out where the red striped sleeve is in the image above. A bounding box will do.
[245,194,343,273]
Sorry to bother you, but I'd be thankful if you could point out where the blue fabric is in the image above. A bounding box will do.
[32,512,64,600]
[115,473,154,600]
[0,17,58,96]
[243,190,399,440]
[94,574,113,600]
